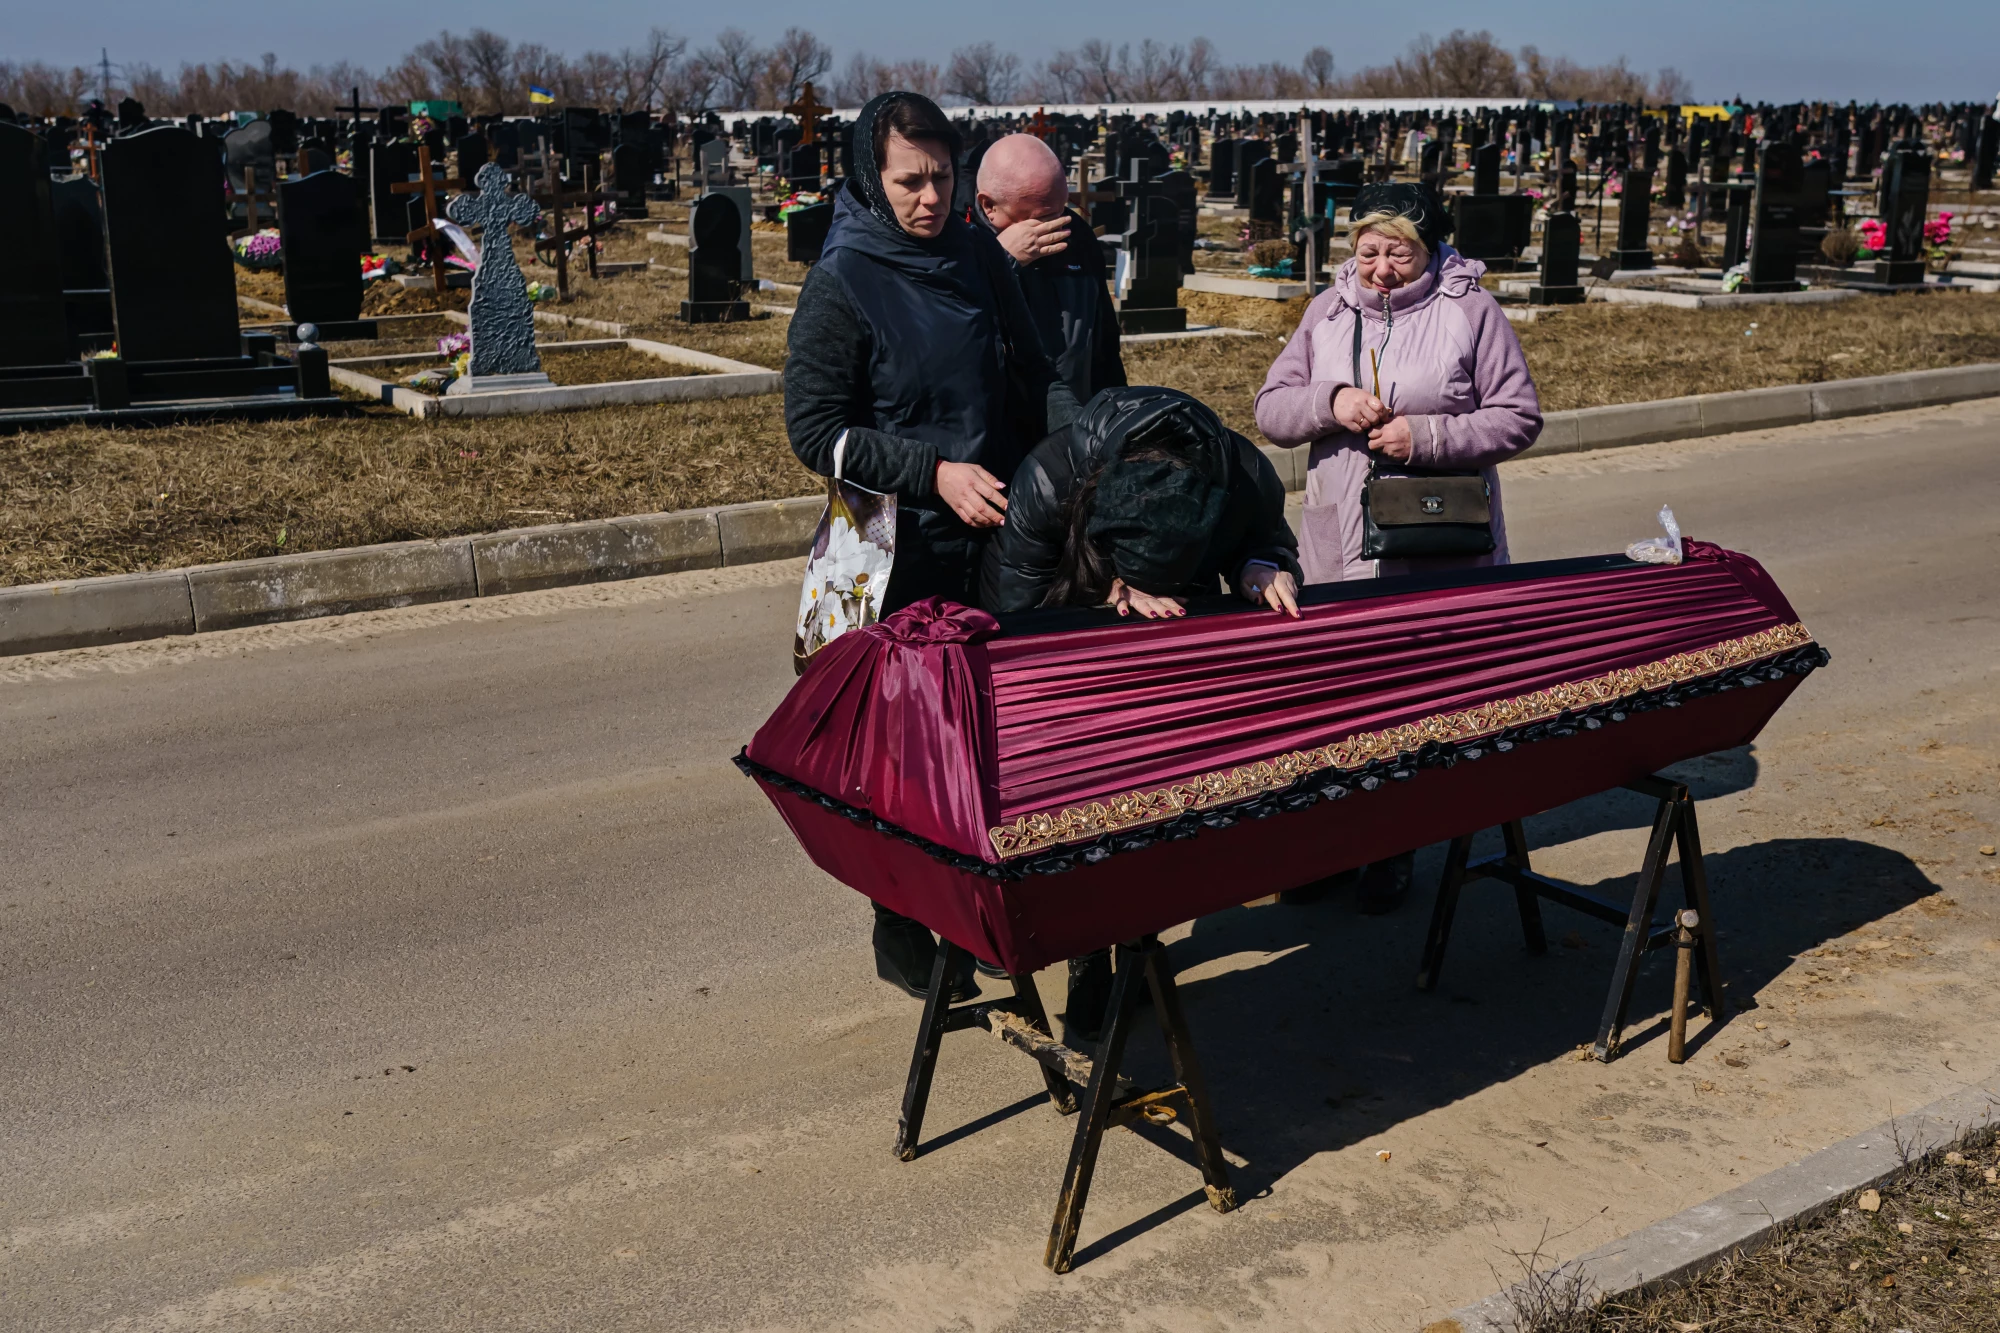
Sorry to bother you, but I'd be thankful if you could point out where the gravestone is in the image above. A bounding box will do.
[1874,148,1932,285]
[489,121,520,169]
[1419,140,1445,189]
[1470,141,1500,197]
[101,126,239,363]
[1112,171,1186,334]
[1527,212,1584,304]
[1611,168,1653,270]
[612,141,652,217]
[1975,115,1998,193]
[1743,143,1805,292]
[268,109,300,155]
[697,138,730,188]
[1206,136,1236,198]
[1664,148,1688,209]
[369,140,417,243]
[455,131,489,191]
[444,161,551,393]
[1451,194,1533,263]
[1154,168,1198,273]
[0,121,71,366]
[53,176,113,348]
[223,119,277,228]
[786,196,833,264]
[278,170,372,338]
[1246,157,1281,241]
[116,97,146,132]
[1232,139,1269,209]
[681,191,749,322]
[1721,185,1752,269]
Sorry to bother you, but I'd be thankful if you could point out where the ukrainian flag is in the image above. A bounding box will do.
[528,85,555,105]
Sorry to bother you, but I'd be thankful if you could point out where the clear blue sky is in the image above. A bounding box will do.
[13,0,1999,105]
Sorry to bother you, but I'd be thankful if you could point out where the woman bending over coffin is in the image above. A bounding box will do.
[981,386,1302,1040]
[785,91,1081,1007]
[1254,183,1543,914]
[981,386,1302,619]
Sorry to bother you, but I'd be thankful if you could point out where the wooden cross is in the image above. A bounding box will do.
[229,164,281,238]
[79,121,103,180]
[390,144,454,294]
[783,82,831,146]
[1025,109,1056,143]
[531,148,607,298]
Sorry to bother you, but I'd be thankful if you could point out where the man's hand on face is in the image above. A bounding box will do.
[996,214,1071,266]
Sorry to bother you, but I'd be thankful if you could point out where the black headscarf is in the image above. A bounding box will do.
[1350,182,1454,250]
[847,91,962,235]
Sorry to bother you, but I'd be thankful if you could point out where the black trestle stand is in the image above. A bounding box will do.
[894,934,1236,1273]
[1416,773,1727,1061]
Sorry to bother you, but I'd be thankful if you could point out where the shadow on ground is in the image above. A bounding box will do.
[1005,821,1937,1267]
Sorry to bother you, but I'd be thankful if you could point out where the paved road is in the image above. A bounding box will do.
[5,401,1998,1332]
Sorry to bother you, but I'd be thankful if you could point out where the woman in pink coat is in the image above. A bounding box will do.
[1255,183,1543,586]
[1254,183,1544,911]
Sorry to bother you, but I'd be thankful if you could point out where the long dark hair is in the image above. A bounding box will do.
[1042,435,1206,609]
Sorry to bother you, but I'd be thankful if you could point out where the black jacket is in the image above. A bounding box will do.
[1005,209,1127,405]
[784,95,1081,610]
[979,387,1302,613]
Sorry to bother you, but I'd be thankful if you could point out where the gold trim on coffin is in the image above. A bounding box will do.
[986,622,1815,860]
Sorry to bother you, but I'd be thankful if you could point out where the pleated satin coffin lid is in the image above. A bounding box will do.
[742,544,1822,866]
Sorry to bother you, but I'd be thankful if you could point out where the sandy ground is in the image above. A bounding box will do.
[1,401,1996,1331]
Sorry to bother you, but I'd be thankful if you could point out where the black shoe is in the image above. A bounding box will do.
[1280,867,1362,905]
[872,907,975,1002]
[1062,949,1113,1044]
[1356,850,1416,915]
[973,957,1009,980]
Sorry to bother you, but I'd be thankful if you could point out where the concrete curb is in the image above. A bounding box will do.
[1432,1069,2000,1333]
[5,365,1998,657]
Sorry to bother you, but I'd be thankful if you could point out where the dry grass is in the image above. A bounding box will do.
[1508,1131,2000,1332]
[2,397,810,584]
[10,256,1994,587]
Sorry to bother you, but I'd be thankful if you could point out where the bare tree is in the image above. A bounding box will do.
[1077,39,1123,101]
[1302,46,1336,96]
[1184,38,1217,98]
[834,53,889,106]
[1651,66,1695,104]
[663,55,720,116]
[947,41,1022,105]
[701,28,766,109]
[762,27,832,106]
[1029,50,1085,102]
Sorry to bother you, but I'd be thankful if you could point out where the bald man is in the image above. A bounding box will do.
[975,134,1126,406]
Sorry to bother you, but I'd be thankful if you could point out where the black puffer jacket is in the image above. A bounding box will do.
[979,387,1302,613]
[784,93,1081,611]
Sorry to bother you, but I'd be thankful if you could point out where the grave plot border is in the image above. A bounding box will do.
[325,334,779,419]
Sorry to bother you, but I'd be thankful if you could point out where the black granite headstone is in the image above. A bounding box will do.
[0,121,71,366]
[369,140,417,243]
[1154,168,1198,274]
[455,132,489,191]
[1975,115,1998,193]
[1664,148,1687,209]
[1528,212,1584,304]
[681,192,749,322]
[1206,136,1236,198]
[223,119,277,225]
[612,141,652,215]
[1470,141,1500,197]
[1612,167,1653,270]
[1247,157,1280,236]
[1743,143,1805,292]
[1232,139,1269,210]
[1874,148,1931,285]
[1114,175,1186,334]
[278,169,369,334]
[100,126,240,363]
[786,197,833,264]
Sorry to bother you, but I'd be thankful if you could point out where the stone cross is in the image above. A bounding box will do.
[446,161,544,379]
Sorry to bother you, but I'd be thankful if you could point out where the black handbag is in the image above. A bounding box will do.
[1350,308,1497,561]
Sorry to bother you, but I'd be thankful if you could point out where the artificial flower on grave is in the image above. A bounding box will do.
[360,253,400,281]
[777,190,824,219]
[524,281,557,302]
[436,331,471,358]
[1721,263,1747,293]
[1856,217,1887,257]
[1924,212,1956,270]
[451,350,470,378]
[232,229,284,269]
[408,115,437,141]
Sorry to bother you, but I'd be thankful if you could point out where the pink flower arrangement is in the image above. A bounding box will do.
[1923,212,1954,247]
[436,332,471,357]
[1858,218,1887,252]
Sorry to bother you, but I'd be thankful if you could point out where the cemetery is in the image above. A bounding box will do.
[3,87,1998,584]
[6,31,2000,1331]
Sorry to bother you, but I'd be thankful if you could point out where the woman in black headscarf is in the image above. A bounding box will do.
[784,92,1082,1002]
[786,92,1082,612]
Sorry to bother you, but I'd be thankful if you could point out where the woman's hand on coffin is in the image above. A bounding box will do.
[1106,577,1187,619]
[1238,564,1301,618]
[1366,415,1415,462]
[935,460,1009,528]
[1334,386,1391,434]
